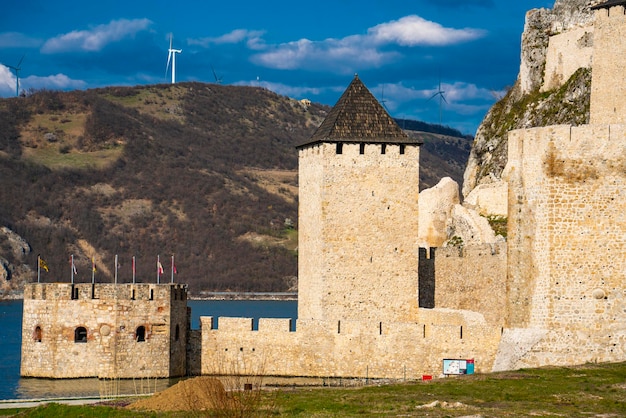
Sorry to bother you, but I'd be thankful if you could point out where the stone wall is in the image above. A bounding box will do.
[590,5,626,124]
[21,283,188,378]
[502,123,626,368]
[298,142,421,323]
[200,313,502,379]
[541,26,593,92]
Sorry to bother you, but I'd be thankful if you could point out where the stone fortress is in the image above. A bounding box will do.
[21,0,626,380]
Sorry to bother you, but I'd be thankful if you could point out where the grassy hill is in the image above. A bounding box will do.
[0,83,471,295]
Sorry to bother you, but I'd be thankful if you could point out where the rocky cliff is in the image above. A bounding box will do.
[462,0,600,198]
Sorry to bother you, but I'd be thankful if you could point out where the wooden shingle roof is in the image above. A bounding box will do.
[591,0,626,10]
[298,75,421,148]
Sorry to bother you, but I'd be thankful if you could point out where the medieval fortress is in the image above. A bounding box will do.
[21,0,626,379]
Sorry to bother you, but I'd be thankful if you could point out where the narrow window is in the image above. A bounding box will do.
[379,322,383,335]
[74,327,87,343]
[71,286,79,300]
[136,326,146,342]
[336,143,343,154]
[175,324,180,342]
[34,326,42,342]
[131,289,136,300]
[381,144,387,155]
[399,144,405,155]
[337,320,341,334]
[149,289,154,300]
[359,143,365,155]
[460,326,463,339]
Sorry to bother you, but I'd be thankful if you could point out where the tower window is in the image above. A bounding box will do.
[399,144,405,155]
[359,143,365,155]
[336,143,343,154]
[381,144,387,155]
[74,327,87,343]
[34,326,42,342]
[136,326,146,342]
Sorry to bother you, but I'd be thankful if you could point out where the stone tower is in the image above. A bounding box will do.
[21,283,188,378]
[590,0,626,124]
[499,0,626,369]
[296,75,423,323]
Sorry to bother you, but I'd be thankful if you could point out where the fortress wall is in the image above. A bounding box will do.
[502,124,626,368]
[422,244,507,326]
[21,283,187,378]
[200,316,502,379]
[590,6,626,124]
[297,144,325,320]
[298,142,420,323]
[541,26,593,92]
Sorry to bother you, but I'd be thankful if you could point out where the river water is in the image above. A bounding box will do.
[0,299,297,400]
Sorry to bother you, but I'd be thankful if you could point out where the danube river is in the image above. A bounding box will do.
[0,299,297,400]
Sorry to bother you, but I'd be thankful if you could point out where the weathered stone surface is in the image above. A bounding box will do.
[418,177,460,248]
[463,180,508,217]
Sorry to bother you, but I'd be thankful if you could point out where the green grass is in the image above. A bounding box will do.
[9,362,626,417]
[22,146,123,170]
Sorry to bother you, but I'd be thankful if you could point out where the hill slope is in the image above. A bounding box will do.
[0,83,470,295]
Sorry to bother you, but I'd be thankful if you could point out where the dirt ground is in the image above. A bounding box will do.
[126,376,228,412]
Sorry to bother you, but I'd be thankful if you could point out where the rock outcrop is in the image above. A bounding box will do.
[462,0,598,198]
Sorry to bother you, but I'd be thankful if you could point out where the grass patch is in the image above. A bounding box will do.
[10,362,626,417]
[22,146,123,170]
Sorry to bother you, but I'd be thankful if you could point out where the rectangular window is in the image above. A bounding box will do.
[381,144,387,155]
[336,143,343,154]
[359,143,365,154]
[399,144,405,155]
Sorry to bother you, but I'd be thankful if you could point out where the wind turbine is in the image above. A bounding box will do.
[211,65,223,84]
[429,78,447,125]
[165,35,182,84]
[5,55,25,97]
[380,84,391,113]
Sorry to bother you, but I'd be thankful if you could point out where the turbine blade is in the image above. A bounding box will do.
[441,94,448,104]
[429,92,440,100]
[165,52,172,77]
[17,54,25,68]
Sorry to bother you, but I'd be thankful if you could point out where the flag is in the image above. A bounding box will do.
[92,257,96,272]
[157,261,164,276]
[71,256,77,275]
[39,258,49,273]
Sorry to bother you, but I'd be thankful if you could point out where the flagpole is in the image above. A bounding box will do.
[91,257,95,284]
[132,256,136,284]
[157,254,160,284]
[115,254,118,284]
[171,255,174,284]
[37,255,41,283]
[71,254,74,284]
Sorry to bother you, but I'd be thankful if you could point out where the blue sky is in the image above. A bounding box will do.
[0,0,553,134]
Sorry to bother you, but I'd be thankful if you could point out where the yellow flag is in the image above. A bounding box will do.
[39,257,49,273]
[92,257,97,272]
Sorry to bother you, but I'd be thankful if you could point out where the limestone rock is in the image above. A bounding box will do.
[0,226,31,259]
[463,180,508,217]
[446,204,497,246]
[418,177,460,248]
[462,0,596,198]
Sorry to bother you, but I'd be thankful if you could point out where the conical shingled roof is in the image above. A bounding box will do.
[298,75,421,148]
[591,0,626,9]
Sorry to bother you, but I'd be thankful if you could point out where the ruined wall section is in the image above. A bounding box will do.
[428,243,507,327]
[541,26,593,92]
[298,142,420,323]
[502,123,626,368]
[21,283,188,378]
[200,312,502,379]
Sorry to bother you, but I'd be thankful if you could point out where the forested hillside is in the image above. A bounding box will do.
[0,83,471,295]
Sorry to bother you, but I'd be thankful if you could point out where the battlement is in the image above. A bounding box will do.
[23,282,187,302]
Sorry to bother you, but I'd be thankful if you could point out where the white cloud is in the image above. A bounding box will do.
[369,15,485,46]
[0,32,42,49]
[41,18,152,54]
[0,66,17,97]
[22,74,87,91]
[188,29,266,50]
[251,15,484,72]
